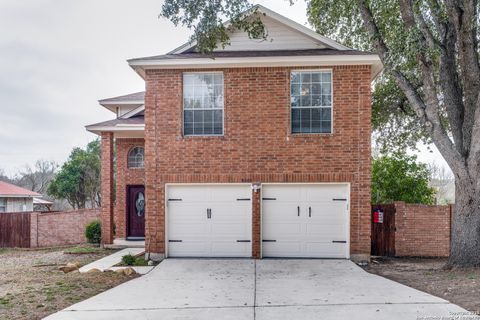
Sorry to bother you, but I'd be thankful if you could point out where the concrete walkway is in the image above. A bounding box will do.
[78,248,146,273]
[46,259,477,320]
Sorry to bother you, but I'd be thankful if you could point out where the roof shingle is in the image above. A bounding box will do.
[0,181,41,197]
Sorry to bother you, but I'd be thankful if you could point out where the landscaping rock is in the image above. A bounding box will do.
[86,268,101,273]
[114,269,125,275]
[123,267,136,276]
[58,263,79,273]
[147,260,154,266]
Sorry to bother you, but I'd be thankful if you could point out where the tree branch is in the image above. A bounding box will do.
[356,0,466,174]
[445,0,480,152]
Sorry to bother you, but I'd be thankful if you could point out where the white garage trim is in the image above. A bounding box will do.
[165,183,253,258]
[260,183,350,259]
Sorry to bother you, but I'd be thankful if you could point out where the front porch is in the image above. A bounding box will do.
[85,93,146,247]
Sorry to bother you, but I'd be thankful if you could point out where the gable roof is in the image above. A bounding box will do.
[99,91,145,106]
[128,5,382,80]
[169,5,351,54]
[0,181,41,198]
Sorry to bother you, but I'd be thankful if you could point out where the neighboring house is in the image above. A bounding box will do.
[86,5,382,262]
[0,181,41,212]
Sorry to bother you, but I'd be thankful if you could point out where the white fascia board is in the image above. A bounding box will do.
[168,4,350,54]
[99,100,144,106]
[120,105,145,119]
[85,124,145,133]
[130,54,383,79]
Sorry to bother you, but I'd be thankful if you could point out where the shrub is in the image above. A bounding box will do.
[85,220,101,244]
[121,254,136,266]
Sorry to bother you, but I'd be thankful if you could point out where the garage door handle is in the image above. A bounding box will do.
[309,206,311,217]
[207,208,211,219]
[237,198,251,201]
[169,240,183,242]
[262,197,276,200]
[236,240,251,242]
[262,239,276,242]
[168,198,182,201]
[332,240,347,243]
[297,206,300,217]
[333,198,347,201]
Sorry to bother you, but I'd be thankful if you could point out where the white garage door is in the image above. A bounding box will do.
[167,184,252,257]
[262,184,349,258]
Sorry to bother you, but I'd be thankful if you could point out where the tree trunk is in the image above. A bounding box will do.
[449,175,480,267]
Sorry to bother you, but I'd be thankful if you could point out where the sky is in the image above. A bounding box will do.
[0,0,450,176]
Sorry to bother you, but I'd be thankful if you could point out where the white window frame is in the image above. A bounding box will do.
[127,146,145,169]
[0,198,6,212]
[290,69,333,134]
[182,71,224,137]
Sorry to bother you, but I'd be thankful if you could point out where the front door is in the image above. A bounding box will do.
[127,185,145,238]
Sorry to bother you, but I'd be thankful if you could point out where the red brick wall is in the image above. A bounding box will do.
[30,209,101,248]
[101,132,114,244]
[114,138,145,238]
[144,66,372,257]
[394,201,452,257]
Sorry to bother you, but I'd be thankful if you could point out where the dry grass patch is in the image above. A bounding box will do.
[365,257,480,314]
[0,247,138,320]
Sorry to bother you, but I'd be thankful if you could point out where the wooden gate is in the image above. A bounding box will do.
[371,204,396,256]
[0,212,31,248]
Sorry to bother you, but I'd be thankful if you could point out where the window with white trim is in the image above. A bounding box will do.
[127,147,144,168]
[291,71,332,134]
[0,198,6,212]
[183,72,224,136]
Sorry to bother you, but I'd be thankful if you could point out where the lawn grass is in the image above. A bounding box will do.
[63,245,103,254]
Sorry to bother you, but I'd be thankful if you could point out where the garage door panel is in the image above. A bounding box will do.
[167,184,252,258]
[211,241,251,257]
[263,203,301,221]
[304,242,347,258]
[263,241,302,257]
[306,223,346,237]
[168,186,210,202]
[209,204,251,222]
[262,184,348,258]
[211,186,251,202]
[262,222,302,238]
[168,241,210,257]
[210,222,250,236]
[262,185,303,202]
[168,223,210,237]
[304,185,348,201]
[168,204,208,222]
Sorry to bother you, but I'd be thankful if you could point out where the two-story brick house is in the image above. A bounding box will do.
[86,5,382,262]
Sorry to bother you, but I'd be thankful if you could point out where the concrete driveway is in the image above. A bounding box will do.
[45,259,475,320]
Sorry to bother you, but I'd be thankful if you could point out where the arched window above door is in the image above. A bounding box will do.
[127,147,144,168]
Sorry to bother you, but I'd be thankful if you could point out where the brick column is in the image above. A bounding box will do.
[101,132,114,245]
[252,185,261,259]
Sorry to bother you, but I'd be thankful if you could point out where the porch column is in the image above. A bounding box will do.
[101,132,114,245]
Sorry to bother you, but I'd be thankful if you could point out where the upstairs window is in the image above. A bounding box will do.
[291,70,332,134]
[128,147,144,168]
[183,72,224,136]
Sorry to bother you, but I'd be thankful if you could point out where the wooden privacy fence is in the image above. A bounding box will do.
[0,212,31,248]
[371,204,396,256]
[371,202,452,257]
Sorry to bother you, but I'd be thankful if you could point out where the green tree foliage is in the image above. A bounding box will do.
[372,154,435,205]
[85,220,101,244]
[48,140,101,209]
